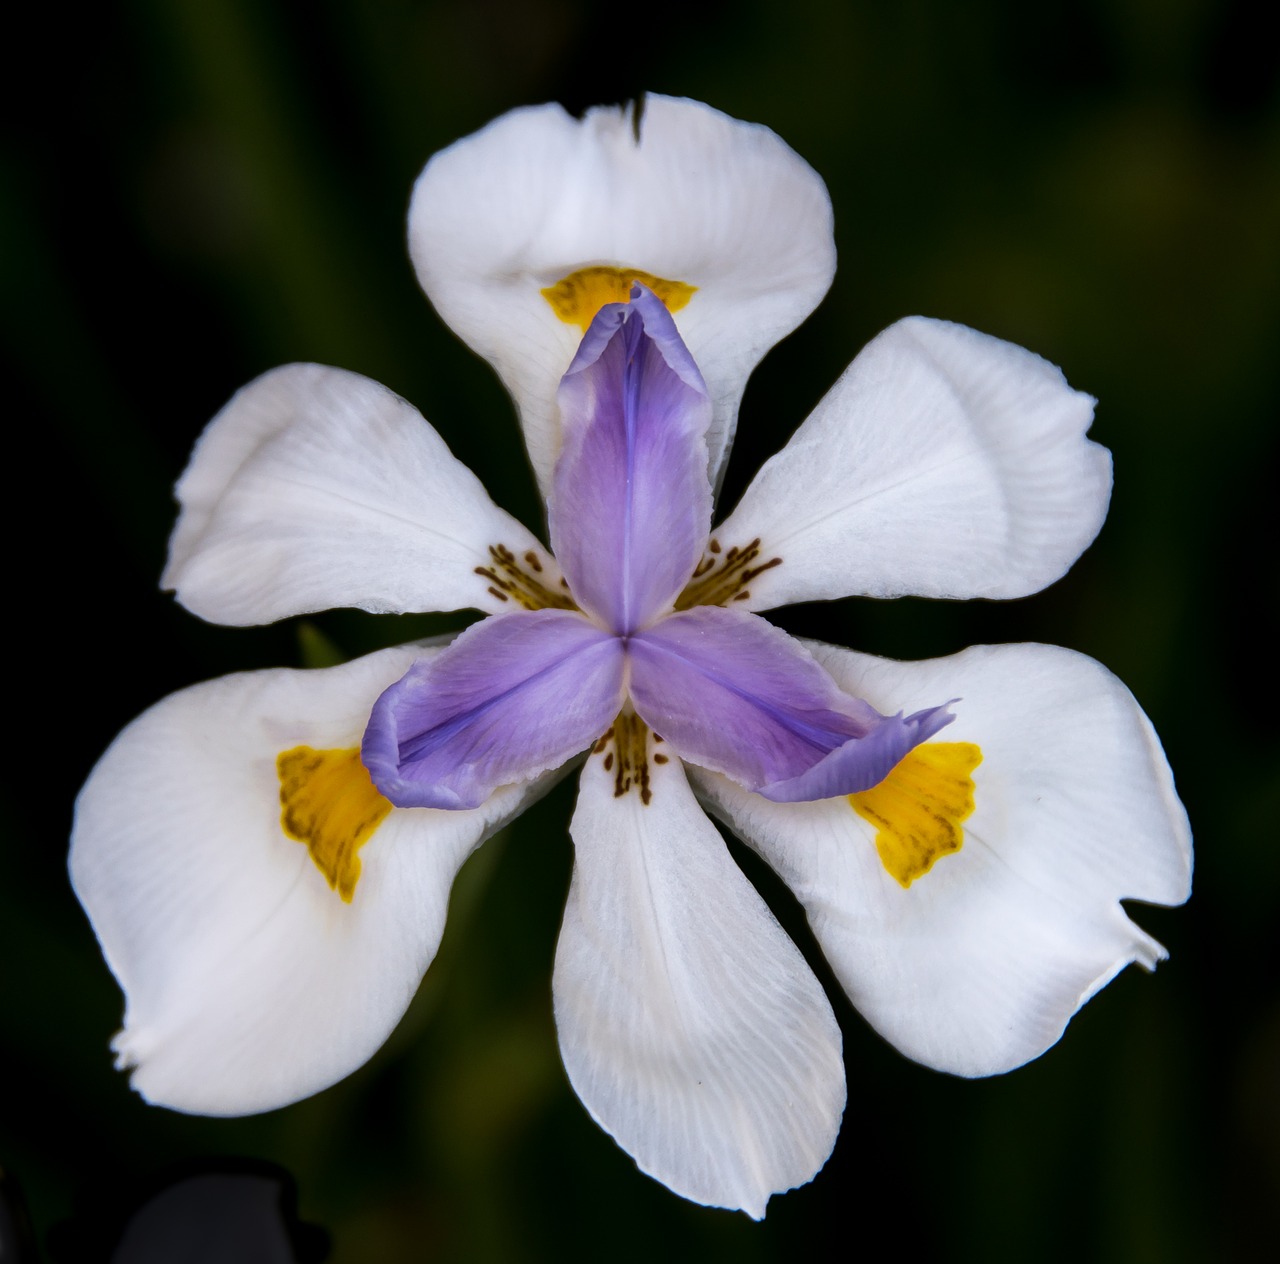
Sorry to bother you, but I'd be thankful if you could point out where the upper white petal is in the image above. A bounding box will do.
[690,641,1192,1077]
[553,742,844,1218]
[409,94,835,497]
[715,318,1112,607]
[70,643,544,1115]
[163,363,556,625]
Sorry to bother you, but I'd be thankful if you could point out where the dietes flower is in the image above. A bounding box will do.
[70,95,1192,1218]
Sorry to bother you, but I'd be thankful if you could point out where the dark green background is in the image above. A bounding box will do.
[4,1,1277,1259]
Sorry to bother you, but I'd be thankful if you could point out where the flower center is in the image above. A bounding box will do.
[849,742,982,887]
[542,266,697,331]
[277,746,393,901]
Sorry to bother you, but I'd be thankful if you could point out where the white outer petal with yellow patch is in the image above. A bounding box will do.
[715,318,1112,607]
[163,364,558,625]
[409,94,836,498]
[553,738,845,1218]
[689,641,1192,1078]
[70,644,547,1115]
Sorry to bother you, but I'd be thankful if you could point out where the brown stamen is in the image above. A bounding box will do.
[475,543,577,611]
[675,537,782,609]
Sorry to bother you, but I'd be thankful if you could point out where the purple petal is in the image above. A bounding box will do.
[363,610,625,809]
[628,606,953,800]
[549,285,713,634]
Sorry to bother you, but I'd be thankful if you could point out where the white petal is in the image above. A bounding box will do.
[163,364,558,625]
[553,741,844,1217]
[715,318,1112,608]
[70,644,545,1114]
[409,94,835,497]
[690,642,1192,1077]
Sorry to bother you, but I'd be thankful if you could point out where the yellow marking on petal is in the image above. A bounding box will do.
[277,746,392,902]
[850,742,983,888]
[542,266,696,331]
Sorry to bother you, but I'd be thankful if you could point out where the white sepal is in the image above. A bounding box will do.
[164,364,556,625]
[554,741,845,1217]
[690,641,1192,1077]
[715,318,1112,608]
[70,644,544,1114]
[409,94,835,498]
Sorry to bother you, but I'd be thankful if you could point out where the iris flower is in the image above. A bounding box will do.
[71,95,1192,1217]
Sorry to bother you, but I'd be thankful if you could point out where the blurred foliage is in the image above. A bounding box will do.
[2,0,1277,1260]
